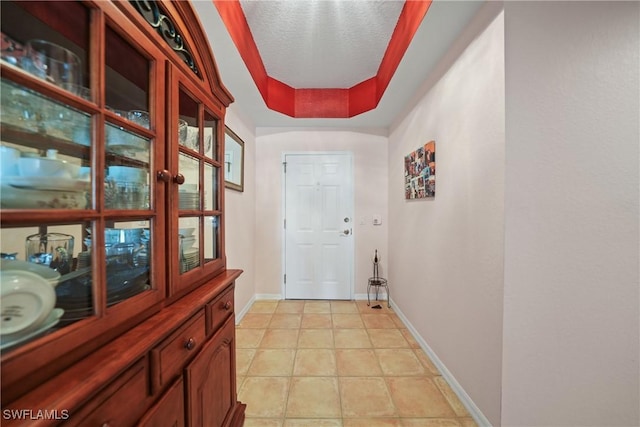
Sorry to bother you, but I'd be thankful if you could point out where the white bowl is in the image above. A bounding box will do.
[18,157,79,179]
[0,259,61,287]
[0,146,20,177]
[107,166,147,184]
[0,270,56,336]
[179,227,195,237]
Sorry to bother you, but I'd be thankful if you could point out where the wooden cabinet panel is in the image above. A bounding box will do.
[206,286,234,336]
[138,378,185,427]
[66,358,150,427]
[185,316,236,427]
[151,310,205,393]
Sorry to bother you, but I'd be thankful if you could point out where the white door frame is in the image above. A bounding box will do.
[281,151,355,300]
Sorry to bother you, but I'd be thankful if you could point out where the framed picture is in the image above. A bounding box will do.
[224,126,244,192]
[404,140,435,199]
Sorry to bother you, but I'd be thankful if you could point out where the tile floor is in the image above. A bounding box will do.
[236,300,478,427]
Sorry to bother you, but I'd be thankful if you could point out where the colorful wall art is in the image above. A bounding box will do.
[404,140,435,199]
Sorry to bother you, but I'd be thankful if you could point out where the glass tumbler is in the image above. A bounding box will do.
[26,232,75,275]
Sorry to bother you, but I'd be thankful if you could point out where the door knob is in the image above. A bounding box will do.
[341,229,351,236]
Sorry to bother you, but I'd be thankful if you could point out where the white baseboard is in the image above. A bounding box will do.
[390,298,492,427]
[236,294,256,324]
[255,293,283,300]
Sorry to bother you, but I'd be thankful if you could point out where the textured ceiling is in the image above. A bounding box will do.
[192,0,486,128]
[239,0,405,89]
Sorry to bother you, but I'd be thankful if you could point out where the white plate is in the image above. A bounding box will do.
[6,176,90,192]
[0,308,64,350]
[0,270,56,335]
[0,182,87,209]
[0,259,61,287]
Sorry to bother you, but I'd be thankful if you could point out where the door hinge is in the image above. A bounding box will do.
[284,274,287,284]
[283,161,287,173]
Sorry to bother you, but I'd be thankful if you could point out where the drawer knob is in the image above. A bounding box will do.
[184,338,196,350]
[222,301,232,311]
[101,423,111,427]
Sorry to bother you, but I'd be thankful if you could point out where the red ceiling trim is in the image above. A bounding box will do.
[213,0,432,119]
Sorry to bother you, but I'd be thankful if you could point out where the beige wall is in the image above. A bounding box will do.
[502,2,640,425]
[253,128,388,298]
[388,7,505,426]
[224,106,257,313]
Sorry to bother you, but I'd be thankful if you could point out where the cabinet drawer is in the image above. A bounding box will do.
[206,286,234,335]
[151,310,206,394]
[66,358,150,426]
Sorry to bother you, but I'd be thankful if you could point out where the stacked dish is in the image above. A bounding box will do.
[179,184,199,210]
[105,166,149,210]
[0,260,63,351]
[179,227,199,273]
[0,146,89,210]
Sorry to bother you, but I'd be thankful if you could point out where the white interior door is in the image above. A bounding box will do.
[284,153,353,300]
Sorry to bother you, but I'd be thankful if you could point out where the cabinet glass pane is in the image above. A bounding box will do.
[179,152,199,210]
[0,222,93,351]
[105,221,151,306]
[105,25,149,114]
[203,110,217,159]
[204,163,218,211]
[1,1,91,97]
[105,123,150,210]
[179,89,199,151]
[179,217,199,274]
[1,81,91,210]
[204,215,219,264]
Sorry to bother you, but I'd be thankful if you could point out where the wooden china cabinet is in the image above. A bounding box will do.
[0,1,245,426]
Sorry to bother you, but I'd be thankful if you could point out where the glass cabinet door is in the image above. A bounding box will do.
[0,0,165,355]
[172,81,223,293]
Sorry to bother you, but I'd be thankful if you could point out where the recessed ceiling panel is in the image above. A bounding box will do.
[240,0,405,89]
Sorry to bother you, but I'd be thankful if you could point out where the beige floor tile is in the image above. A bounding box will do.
[284,420,342,427]
[304,301,332,313]
[332,314,364,329]
[260,329,300,348]
[237,376,245,393]
[368,329,410,348]
[334,329,372,348]
[239,313,273,329]
[249,300,279,314]
[286,377,341,418]
[276,300,305,314]
[401,419,461,427]
[239,377,289,418]
[339,377,396,418]
[237,329,266,348]
[293,349,337,376]
[361,314,397,329]
[269,314,302,329]
[386,377,455,418]
[248,349,296,376]
[356,300,392,313]
[459,418,478,427]
[336,349,382,376]
[433,376,470,417]
[243,419,283,427]
[343,419,402,427]
[298,329,334,348]
[399,329,421,349]
[388,314,406,328]
[236,349,256,375]
[375,349,425,376]
[414,349,441,376]
[330,301,358,313]
[301,313,333,329]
